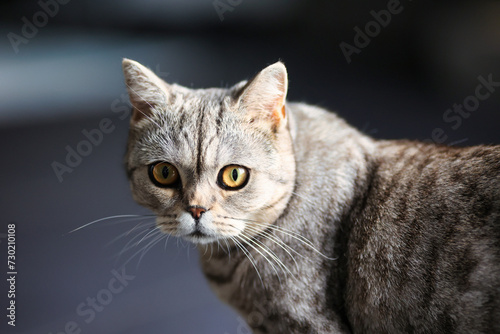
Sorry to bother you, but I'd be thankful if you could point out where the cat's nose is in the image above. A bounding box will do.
[187,206,207,220]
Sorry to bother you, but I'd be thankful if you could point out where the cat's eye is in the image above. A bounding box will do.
[149,162,180,187]
[218,165,249,190]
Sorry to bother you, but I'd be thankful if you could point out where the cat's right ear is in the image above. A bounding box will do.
[122,58,170,125]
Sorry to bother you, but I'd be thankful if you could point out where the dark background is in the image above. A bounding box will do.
[1,1,499,333]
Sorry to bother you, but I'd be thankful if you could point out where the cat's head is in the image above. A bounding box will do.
[122,59,295,244]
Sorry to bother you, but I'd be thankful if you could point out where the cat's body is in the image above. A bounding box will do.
[122,59,500,333]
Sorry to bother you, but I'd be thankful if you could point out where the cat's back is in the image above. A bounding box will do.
[346,141,500,333]
[377,140,499,194]
[372,141,500,231]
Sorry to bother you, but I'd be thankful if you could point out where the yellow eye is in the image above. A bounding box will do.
[149,162,180,187]
[219,165,249,190]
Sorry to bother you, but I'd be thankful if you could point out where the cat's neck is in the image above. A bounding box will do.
[285,102,376,226]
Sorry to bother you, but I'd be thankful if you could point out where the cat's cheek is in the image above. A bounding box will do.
[219,178,273,217]
[156,216,178,235]
[250,177,283,208]
[236,174,292,235]
[129,179,162,211]
[151,189,182,216]
[130,172,180,213]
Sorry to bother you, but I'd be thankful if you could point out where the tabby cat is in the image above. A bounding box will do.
[122,59,500,333]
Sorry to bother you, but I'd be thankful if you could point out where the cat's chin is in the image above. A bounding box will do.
[182,233,219,245]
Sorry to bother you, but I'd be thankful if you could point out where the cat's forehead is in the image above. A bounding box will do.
[136,86,262,169]
[169,86,228,112]
[161,86,238,131]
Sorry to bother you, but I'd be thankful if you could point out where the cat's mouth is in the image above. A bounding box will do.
[188,230,206,238]
[157,212,238,244]
[184,231,218,244]
[182,222,219,244]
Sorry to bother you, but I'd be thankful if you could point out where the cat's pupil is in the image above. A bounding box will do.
[232,169,238,181]
[162,166,170,179]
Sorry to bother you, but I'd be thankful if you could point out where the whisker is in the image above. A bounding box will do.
[136,232,166,268]
[117,226,158,261]
[222,215,314,246]
[106,221,154,247]
[222,237,232,261]
[138,226,162,245]
[235,234,282,284]
[222,216,336,260]
[202,244,209,256]
[122,229,163,268]
[243,224,301,269]
[239,231,295,280]
[250,221,337,260]
[215,239,228,256]
[229,236,264,288]
[68,214,155,234]
[163,233,172,251]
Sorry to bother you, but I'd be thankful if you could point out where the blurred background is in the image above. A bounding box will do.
[1,0,499,333]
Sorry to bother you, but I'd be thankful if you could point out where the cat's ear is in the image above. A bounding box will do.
[122,58,170,124]
[236,61,288,130]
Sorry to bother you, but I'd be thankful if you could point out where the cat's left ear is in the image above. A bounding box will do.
[236,61,288,131]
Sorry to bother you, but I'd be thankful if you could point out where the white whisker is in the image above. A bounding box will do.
[243,224,301,269]
[235,234,282,284]
[230,236,264,288]
[221,215,314,246]
[137,232,166,268]
[209,242,214,261]
[68,214,155,234]
[138,226,161,245]
[222,237,232,261]
[222,215,336,260]
[239,231,295,280]
[106,221,153,247]
[122,229,163,268]
[253,221,337,260]
[117,226,157,261]
[163,233,172,251]
[202,244,209,256]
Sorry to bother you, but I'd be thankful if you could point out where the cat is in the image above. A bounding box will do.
[121,58,500,333]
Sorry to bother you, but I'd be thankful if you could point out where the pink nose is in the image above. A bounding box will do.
[188,206,206,219]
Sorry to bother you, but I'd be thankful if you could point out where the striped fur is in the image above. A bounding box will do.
[123,59,500,333]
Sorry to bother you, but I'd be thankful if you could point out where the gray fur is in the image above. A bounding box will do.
[122,59,500,333]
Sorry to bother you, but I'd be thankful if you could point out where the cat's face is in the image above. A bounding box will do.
[123,60,295,244]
